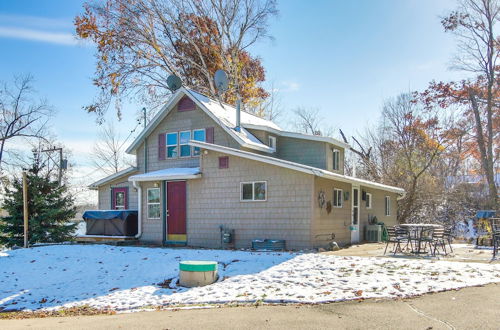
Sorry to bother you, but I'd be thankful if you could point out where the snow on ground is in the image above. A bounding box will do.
[1,245,499,312]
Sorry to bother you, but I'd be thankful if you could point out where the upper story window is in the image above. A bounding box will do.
[333,188,343,208]
[385,196,391,216]
[166,133,178,158]
[192,129,206,156]
[332,149,340,171]
[179,131,191,157]
[268,136,276,151]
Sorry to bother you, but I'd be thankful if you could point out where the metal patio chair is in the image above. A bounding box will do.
[384,226,409,255]
[430,227,447,256]
[443,227,454,253]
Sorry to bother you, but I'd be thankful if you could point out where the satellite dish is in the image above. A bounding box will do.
[167,74,182,91]
[214,69,229,93]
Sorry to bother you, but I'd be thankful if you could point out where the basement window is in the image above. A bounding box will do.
[241,181,267,201]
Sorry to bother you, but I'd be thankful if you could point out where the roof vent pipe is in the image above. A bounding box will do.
[235,98,241,132]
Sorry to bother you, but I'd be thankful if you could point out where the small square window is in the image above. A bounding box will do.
[241,181,267,201]
[219,156,229,169]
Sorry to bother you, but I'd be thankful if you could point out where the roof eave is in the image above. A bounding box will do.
[88,167,138,189]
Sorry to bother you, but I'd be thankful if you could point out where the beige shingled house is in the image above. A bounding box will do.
[89,87,405,249]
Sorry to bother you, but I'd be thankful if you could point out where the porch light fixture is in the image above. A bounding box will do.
[154,182,159,188]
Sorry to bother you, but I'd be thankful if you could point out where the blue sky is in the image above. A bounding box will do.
[0,0,462,187]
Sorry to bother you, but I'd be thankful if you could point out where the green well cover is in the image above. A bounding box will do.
[179,260,218,272]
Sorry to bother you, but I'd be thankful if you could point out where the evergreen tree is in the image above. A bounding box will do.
[0,153,76,247]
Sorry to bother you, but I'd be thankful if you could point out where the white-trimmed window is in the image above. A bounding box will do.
[147,188,161,219]
[166,132,178,158]
[366,192,372,209]
[333,149,340,171]
[179,130,191,157]
[268,136,276,151]
[192,129,206,156]
[241,181,267,201]
[384,196,391,216]
[333,188,343,208]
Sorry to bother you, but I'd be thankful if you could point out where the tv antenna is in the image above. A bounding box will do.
[166,74,182,91]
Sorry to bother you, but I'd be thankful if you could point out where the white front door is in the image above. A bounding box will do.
[351,186,360,244]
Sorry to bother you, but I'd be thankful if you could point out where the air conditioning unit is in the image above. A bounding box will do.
[366,225,382,242]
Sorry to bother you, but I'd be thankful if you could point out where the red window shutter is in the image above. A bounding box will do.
[218,156,229,169]
[158,133,166,160]
[206,127,214,143]
[178,96,195,112]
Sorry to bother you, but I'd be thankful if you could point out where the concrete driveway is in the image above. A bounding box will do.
[2,283,499,330]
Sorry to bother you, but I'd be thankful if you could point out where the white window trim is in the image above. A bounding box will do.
[179,130,191,158]
[333,149,340,171]
[385,196,391,216]
[268,136,276,151]
[240,181,267,202]
[192,128,206,156]
[366,192,372,209]
[166,132,178,159]
[333,188,343,208]
[147,188,161,219]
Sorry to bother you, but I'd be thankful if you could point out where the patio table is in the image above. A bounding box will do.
[399,224,443,255]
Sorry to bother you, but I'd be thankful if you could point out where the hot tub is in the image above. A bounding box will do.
[82,210,138,236]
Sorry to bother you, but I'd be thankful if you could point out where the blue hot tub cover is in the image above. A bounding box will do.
[83,210,138,220]
[475,210,496,219]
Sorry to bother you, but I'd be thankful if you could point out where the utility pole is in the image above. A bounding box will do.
[22,171,28,248]
[41,147,67,186]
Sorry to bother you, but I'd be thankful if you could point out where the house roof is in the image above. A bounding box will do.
[189,140,405,195]
[89,167,138,189]
[125,87,350,154]
[128,167,201,182]
[126,87,276,154]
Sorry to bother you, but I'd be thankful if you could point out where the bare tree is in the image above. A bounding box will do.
[75,0,278,119]
[0,75,51,171]
[92,123,135,175]
[290,107,336,137]
[433,0,500,207]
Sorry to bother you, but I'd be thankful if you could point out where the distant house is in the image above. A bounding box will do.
[89,88,404,249]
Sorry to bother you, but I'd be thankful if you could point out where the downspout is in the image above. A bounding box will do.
[132,180,142,239]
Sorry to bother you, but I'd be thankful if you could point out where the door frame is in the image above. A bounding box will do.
[164,180,187,244]
[111,187,128,210]
[351,185,360,244]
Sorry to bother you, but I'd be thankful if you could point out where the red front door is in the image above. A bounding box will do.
[112,187,128,210]
[167,181,187,241]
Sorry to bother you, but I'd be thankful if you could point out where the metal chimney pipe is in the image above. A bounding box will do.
[235,97,241,132]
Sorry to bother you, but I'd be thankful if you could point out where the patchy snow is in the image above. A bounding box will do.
[1,245,499,312]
